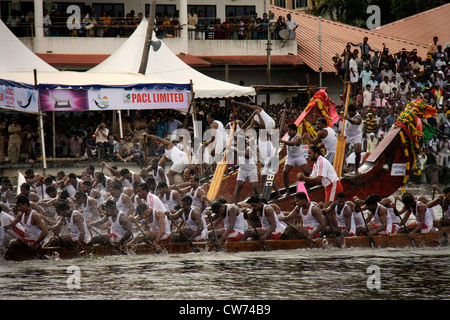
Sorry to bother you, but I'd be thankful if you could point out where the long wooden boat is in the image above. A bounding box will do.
[4,228,448,261]
[202,112,415,213]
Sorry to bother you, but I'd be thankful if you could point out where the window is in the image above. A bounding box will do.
[145,4,177,18]
[225,5,256,19]
[274,0,286,7]
[92,3,125,17]
[295,0,307,8]
[187,5,216,24]
[54,2,86,14]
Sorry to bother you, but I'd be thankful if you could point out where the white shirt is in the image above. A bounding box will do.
[311,156,339,188]
[285,18,298,31]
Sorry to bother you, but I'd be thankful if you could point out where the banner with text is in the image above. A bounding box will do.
[40,87,190,112]
[0,84,39,113]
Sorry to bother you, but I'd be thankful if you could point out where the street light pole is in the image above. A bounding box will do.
[266,12,276,85]
[319,16,323,88]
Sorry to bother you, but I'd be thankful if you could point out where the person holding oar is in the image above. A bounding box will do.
[209,200,248,244]
[427,186,450,229]
[87,200,133,248]
[44,200,89,248]
[322,192,356,239]
[129,203,171,245]
[241,195,286,242]
[167,195,208,243]
[397,193,434,235]
[279,192,325,241]
[4,195,48,250]
[357,194,392,236]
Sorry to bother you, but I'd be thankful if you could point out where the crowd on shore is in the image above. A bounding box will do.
[333,36,450,182]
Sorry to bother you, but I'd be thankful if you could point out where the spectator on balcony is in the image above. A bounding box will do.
[43,9,51,36]
[196,10,206,40]
[285,13,298,33]
[187,8,198,40]
[206,20,216,39]
[261,13,269,40]
[252,17,262,40]
[6,10,21,36]
[274,16,285,40]
[171,15,181,38]
[97,10,110,37]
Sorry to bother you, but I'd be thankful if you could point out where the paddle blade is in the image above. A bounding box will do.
[206,162,227,201]
[333,135,347,178]
[297,182,310,200]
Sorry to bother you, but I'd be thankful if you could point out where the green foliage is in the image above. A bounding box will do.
[312,0,448,28]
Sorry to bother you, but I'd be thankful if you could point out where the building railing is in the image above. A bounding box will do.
[4,17,293,41]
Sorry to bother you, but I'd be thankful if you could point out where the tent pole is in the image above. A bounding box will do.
[52,111,56,158]
[34,69,47,172]
[118,110,123,139]
[139,0,156,75]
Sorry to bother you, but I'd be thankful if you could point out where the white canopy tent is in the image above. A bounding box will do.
[0,19,191,167]
[88,19,256,99]
[0,19,191,114]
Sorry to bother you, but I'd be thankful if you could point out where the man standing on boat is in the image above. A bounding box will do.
[168,195,208,242]
[204,113,228,164]
[229,137,260,203]
[209,200,248,244]
[280,123,311,199]
[344,104,363,173]
[144,133,189,185]
[279,192,325,240]
[4,195,48,249]
[297,145,343,203]
[241,195,286,241]
[303,117,337,163]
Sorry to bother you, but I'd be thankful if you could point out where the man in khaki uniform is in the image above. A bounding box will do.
[8,117,22,163]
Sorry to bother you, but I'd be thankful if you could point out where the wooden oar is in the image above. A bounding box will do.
[243,210,270,251]
[333,83,351,178]
[206,212,221,251]
[397,212,419,248]
[206,122,236,201]
[262,109,286,201]
[283,221,322,248]
[132,219,162,253]
[356,203,376,248]
[88,225,128,255]
[433,189,449,246]
[166,214,201,253]
[323,212,342,248]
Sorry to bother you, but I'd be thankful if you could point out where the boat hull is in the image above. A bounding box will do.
[4,228,448,261]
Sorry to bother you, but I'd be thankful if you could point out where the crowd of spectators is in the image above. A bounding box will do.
[4,6,295,40]
[333,36,450,183]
